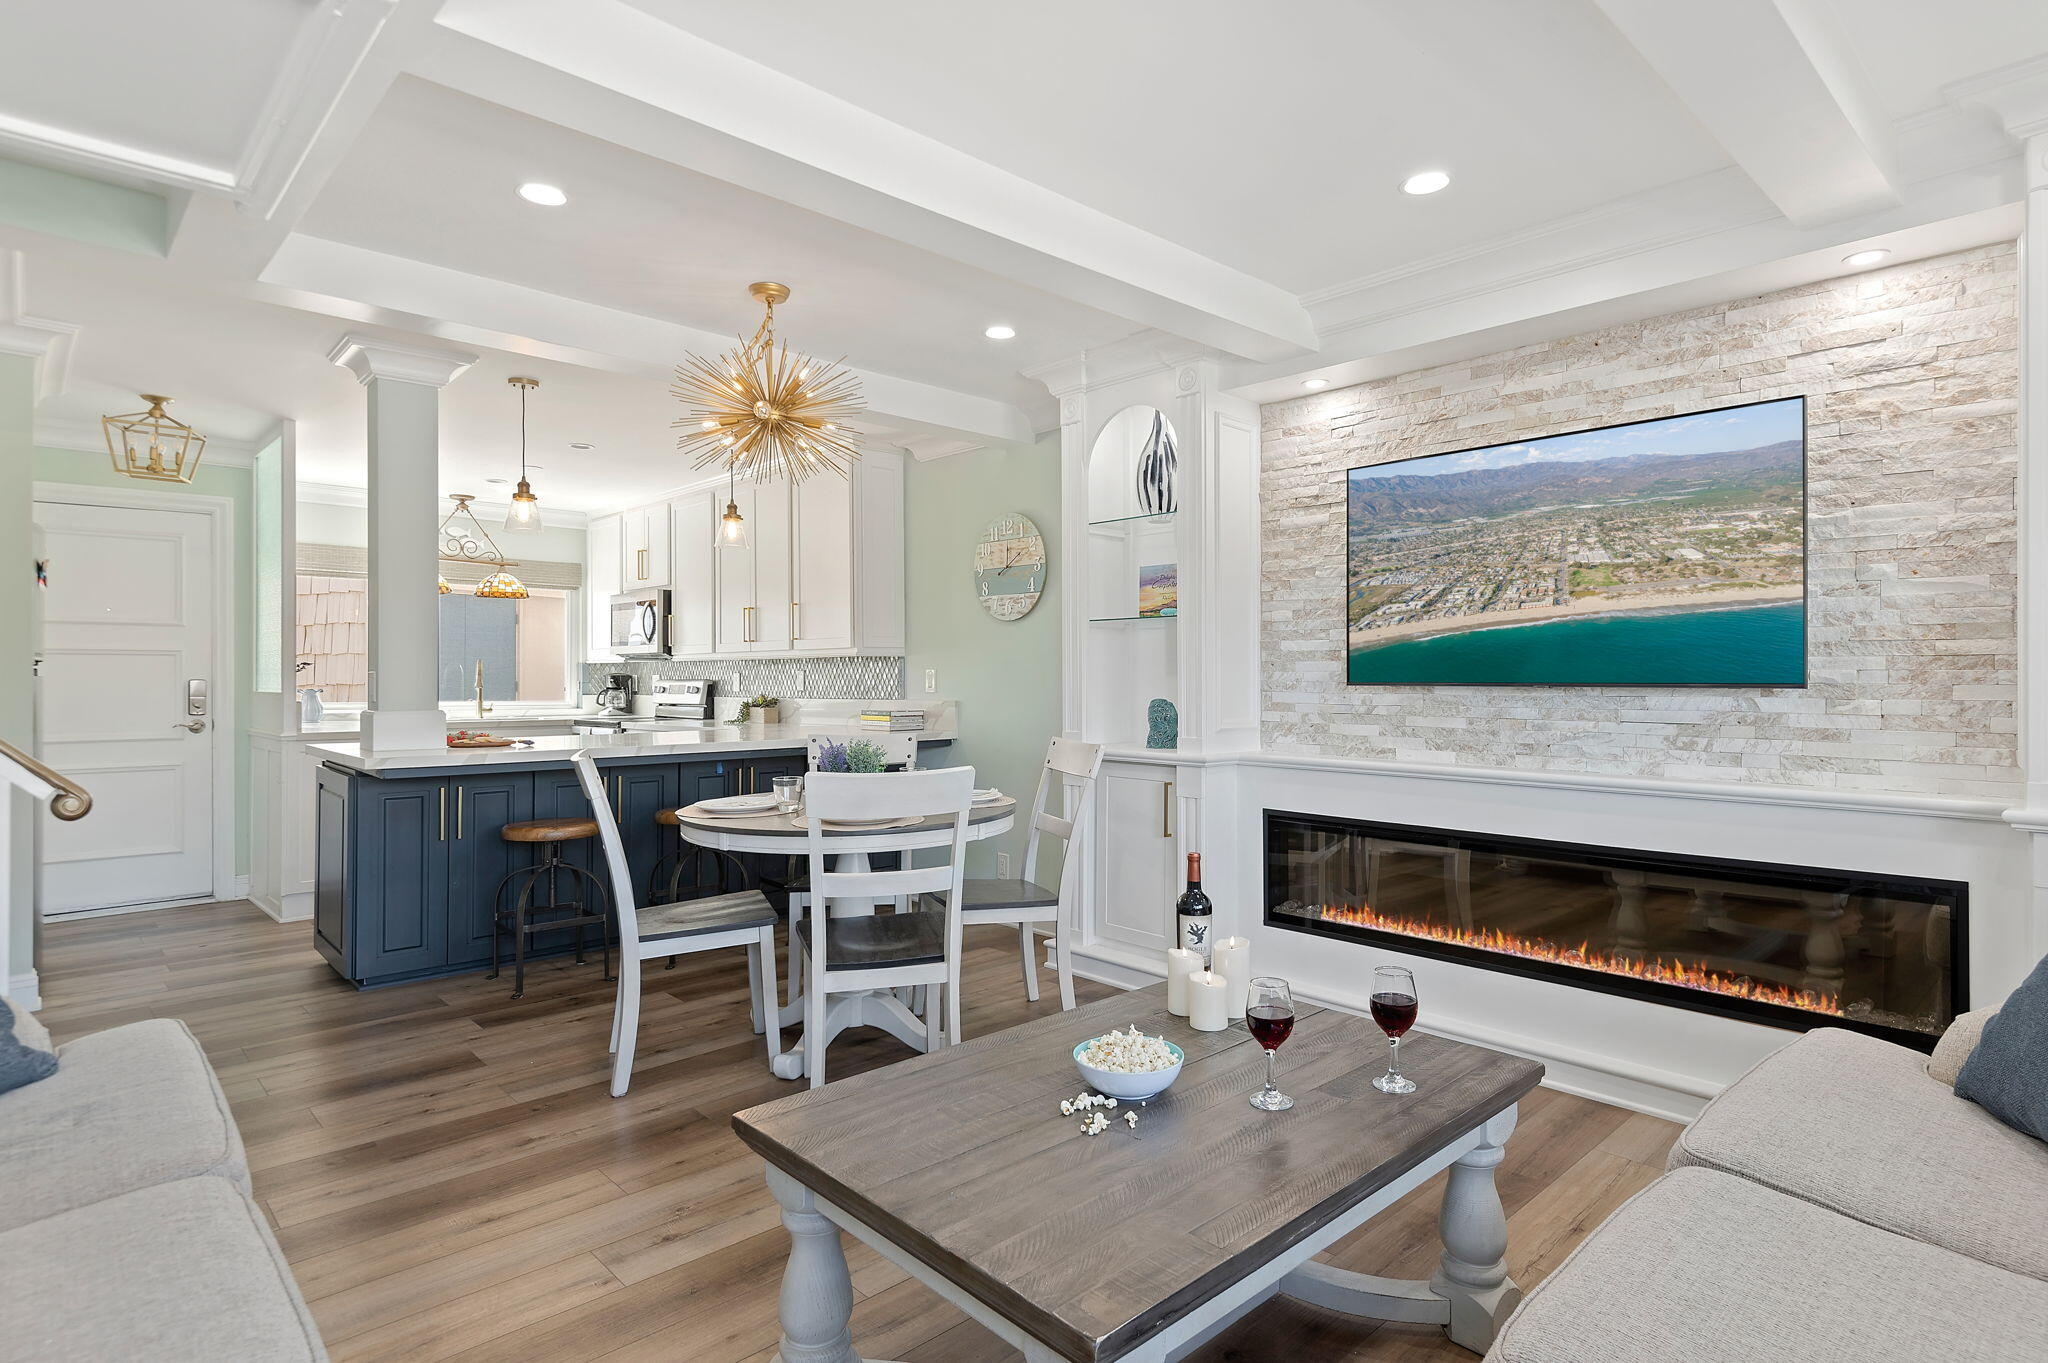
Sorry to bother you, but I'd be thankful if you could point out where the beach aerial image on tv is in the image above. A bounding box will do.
[1346,397,1807,687]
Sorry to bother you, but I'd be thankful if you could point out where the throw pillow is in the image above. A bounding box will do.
[1956,953,2048,1142]
[0,994,58,1095]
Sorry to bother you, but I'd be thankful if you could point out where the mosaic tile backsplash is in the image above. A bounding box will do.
[582,655,906,702]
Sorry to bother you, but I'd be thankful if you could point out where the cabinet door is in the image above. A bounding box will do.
[314,766,350,974]
[679,759,735,808]
[854,450,906,652]
[623,505,669,588]
[614,762,682,901]
[713,483,756,654]
[669,491,717,657]
[791,470,854,651]
[586,514,623,661]
[446,772,535,968]
[752,480,794,652]
[352,777,450,980]
[1093,762,1179,954]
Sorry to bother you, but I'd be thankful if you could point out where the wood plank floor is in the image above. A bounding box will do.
[39,902,1679,1362]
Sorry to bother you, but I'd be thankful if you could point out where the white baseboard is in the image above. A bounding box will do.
[1065,940,1710,1126]
[251,891,314,924]
[7,970,41,1011]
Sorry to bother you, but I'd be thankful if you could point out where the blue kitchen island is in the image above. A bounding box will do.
[309,727,952,988]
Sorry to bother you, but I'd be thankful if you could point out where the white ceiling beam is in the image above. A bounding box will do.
[417,0,1316,362]
[1591,0,1901,228]
[257,235,1037,448]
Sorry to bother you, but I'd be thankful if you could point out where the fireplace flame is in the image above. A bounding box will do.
[1310,903,1843,1015]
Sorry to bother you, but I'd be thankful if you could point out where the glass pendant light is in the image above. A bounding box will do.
[715,466,749,549]
[475,570,530,599]
[503,376,543,532]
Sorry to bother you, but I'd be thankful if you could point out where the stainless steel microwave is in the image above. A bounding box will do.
[608,589,669,657]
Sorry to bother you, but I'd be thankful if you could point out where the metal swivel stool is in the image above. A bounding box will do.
[490,817,616,999]
[648,809,753,971]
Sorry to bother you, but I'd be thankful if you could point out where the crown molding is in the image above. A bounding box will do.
[0,250,80,401]
[326,333,479,388]
[297,478,589,527]
[899,436,984,463]
[1944,54,2048,141]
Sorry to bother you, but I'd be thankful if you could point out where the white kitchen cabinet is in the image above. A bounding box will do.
[852,449,906,652]
[791,469,854,651]
[753,479,794,652]
[585,512,622,661]
[622,503,670,588]
[668,491,717,657]
[1092,759,1182,954]
[713,481,760,654]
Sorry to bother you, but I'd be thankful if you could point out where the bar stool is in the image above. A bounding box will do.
[490,817,616,999]
[650,808,750,906]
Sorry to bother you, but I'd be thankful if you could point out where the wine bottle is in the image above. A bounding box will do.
[1177,852,1213,963]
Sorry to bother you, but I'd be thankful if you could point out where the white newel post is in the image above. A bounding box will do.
[326,336,477,752]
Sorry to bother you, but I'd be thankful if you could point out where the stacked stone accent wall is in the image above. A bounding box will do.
[1260,243,2020,799]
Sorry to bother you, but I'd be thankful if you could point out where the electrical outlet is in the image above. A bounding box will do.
[923,668,937,693]
[793,669,806,692]
[996,851,1012,879]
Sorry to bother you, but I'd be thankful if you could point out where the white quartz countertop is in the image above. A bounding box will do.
[309,723,956,775]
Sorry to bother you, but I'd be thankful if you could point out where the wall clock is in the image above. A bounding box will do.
[974,512,1047,620]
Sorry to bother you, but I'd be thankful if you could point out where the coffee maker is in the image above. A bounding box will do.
[596,673,635,715]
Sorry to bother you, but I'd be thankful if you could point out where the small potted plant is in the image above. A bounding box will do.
[735,694,781,728]
[814,738,890,773]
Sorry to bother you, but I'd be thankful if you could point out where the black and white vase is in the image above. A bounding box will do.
[1136,411,1178,515]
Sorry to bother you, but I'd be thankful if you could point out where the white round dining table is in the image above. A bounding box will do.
[672,797,1016,1080]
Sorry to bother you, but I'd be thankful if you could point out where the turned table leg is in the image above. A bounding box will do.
[767,1165,861,1363]
[1430,1105,1522,1353]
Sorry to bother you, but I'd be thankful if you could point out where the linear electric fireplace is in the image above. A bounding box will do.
[1265,810,1965,1049]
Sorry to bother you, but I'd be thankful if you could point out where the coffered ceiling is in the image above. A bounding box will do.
[1,0,2045,508]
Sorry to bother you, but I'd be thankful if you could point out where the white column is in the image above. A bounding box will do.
[327,336,477,752]
[2020,134,2048,964]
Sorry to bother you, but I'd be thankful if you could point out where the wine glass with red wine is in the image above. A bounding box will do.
[1370,964,1420,1094]
[1246,976,1297,1112]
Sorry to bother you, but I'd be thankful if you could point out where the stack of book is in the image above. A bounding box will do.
[857,706,927,732]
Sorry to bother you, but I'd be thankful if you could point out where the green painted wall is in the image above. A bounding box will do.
[34,448,256,878]
[2,359,35,982]
[0,157,167,256]
[903,434,1062,876]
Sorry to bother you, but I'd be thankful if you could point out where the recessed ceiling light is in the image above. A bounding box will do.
[1842,248,1890,267]
[484,477,510,485]
[983,324,1017,340]
[1302,378,1330,390]
[1401,170,1451,196]
[569,441,595,450]
[517,182,568,207]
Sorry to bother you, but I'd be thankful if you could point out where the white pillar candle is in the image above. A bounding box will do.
[1165,947,1201,1016]
[1187,969,1229,1032]
[1211,936,1251,1019]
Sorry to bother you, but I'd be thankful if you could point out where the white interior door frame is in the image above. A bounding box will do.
[33,482,240,908]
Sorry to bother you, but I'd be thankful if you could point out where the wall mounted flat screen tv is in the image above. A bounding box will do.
[1346,396,1806,687]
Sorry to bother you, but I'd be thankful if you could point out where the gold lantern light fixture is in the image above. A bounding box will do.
[438,493,527,599]
[671,281,865,484]
[502,376,544,532]
[103,394,206,484]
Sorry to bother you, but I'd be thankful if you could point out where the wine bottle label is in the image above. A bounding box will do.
[1179,915,1210,956]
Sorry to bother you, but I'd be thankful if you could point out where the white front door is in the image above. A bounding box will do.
[35,498,219,913]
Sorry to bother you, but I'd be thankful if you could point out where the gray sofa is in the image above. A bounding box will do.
[0,1017,327,1361]
[1488,1015,2048,1363]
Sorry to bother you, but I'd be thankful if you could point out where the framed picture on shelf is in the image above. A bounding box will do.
[1138,562,1178,618]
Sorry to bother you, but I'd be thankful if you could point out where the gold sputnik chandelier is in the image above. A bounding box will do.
[671,281,865,483]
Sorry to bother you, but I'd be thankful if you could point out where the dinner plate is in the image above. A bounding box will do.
[789,814,923,831]
[972,788,1004,804]
[697,792,780,812]
[678,802,774,821]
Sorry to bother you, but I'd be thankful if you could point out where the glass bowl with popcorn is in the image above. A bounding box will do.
[1072,1025,1185,1102]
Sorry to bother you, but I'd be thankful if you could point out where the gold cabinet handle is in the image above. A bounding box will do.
[439,786,448,842]
[1161,780,1173,838]
[636,547,649,580]
[743,605,756,642]
[790,601,800,640]
[457,787,465,840]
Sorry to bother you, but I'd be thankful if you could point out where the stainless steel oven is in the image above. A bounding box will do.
[607,589,669,657]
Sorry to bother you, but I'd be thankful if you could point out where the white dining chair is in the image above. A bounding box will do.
[795,765,975,1088]
[920,737,1102,1027]
[570,751,780,1097]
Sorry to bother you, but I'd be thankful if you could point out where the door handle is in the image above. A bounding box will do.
[173,720,207,734]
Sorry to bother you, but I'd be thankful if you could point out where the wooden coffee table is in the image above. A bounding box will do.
[733,983,1543,1362]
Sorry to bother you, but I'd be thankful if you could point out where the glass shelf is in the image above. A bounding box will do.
[1086,510,1177,528]
[1088,613,1180,624]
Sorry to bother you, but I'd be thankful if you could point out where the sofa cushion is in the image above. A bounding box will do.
[1927,1006,1995,1086]
[0,994,57,1095]
[1487,1167,2048,1363]
[1668,1027,2048,1281]
[1956,953,2048,1142]
[0,1018,248,1234]
[0,1176,326,1362]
